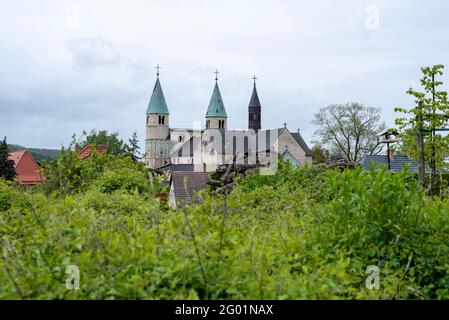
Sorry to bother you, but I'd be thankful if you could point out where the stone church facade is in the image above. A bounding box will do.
[145,71,312,172]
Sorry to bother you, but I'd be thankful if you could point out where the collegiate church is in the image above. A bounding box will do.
[145,68,312,172]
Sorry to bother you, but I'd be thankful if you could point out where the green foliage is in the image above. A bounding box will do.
[124,131,142,161]
[0,180,31,211]
[0,137,16,181]
[2,158,449,299]
[93,167,150,195]
[79,130,127,157]
[395,65,449,170]
[311,145,330,164]
[41,143,154,196]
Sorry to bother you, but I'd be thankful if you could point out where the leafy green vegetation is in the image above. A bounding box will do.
[1,138,16,181]
[1,156,449,299]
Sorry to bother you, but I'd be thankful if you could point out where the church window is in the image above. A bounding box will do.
[206,120,210,128]
[158,115,161,124]
[146,116,149,124]
[162,116,165,125]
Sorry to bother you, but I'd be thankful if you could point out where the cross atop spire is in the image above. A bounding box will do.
[155,64,161,77]
[252,75,257,86]
[284,122,287,129]
[214,69,219,82]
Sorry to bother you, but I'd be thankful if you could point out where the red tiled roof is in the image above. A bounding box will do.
[8,150,44,185]
[77,144,107,159]
[8,150,26,165]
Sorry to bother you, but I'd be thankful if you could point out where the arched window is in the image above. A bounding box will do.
[158,115,161,124]
[146,116,149,125]
[161,116,165,125]
[206,120,210,128]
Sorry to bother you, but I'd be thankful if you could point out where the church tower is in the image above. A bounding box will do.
[145,66,171,169]
[205,70,227,129]
[248,76,261,131]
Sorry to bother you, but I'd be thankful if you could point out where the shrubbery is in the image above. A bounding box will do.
[1,159,449,299]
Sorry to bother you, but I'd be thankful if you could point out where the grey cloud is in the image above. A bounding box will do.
[66,38,121,68]
[1,0,449,150]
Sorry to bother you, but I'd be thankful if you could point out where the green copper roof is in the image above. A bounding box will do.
[206,83,227,118]
[146,77,169,115]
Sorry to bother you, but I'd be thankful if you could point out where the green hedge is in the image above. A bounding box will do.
[1,161,449,299]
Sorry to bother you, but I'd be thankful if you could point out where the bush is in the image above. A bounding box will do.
[93,168,150,195]
[1,160,449,299]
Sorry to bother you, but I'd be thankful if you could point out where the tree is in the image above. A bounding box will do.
[395,65,449,192]
[0,137,16,181]
[311,145,330,164]
[79,129,127,156]
[125,131,142,161]
[312,103,385,162]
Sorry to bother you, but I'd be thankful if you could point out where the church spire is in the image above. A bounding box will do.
[248,75,261,130]
[205,71,227,119]
[146,70,169,115]
[205,70,227,129]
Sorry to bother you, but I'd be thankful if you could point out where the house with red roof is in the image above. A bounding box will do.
[77,144,107,159]
[8,150,44,185]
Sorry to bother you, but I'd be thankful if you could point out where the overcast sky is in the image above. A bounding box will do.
[1,0,449,149]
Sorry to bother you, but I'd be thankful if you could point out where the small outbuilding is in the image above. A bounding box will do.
[359,152,419,173]
[168,172,210,209]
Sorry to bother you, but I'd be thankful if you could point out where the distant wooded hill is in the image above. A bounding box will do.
[8,144,60,162]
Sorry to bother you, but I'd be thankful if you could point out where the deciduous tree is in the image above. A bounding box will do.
[312,103,385,162]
